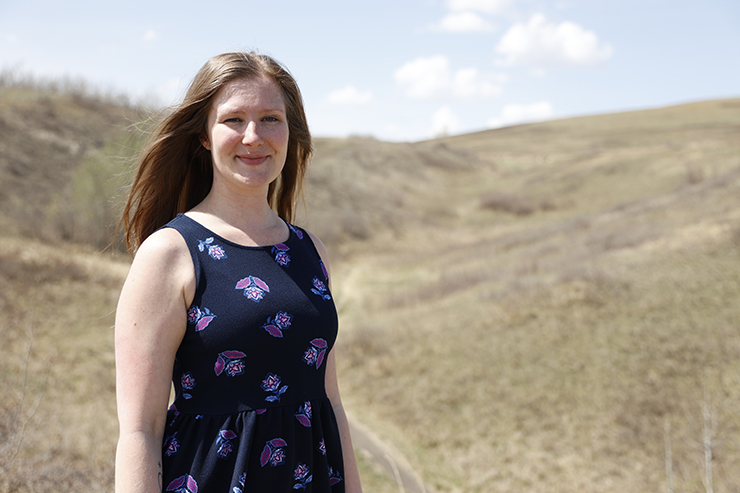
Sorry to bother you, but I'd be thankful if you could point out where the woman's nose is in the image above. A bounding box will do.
[242,121,263,145]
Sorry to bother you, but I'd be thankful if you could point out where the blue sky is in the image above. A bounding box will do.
[1,0,738,141]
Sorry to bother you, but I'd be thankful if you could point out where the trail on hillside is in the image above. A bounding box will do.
[348,414,432,493]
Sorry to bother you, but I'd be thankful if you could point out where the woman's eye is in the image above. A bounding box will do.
[224,117,242,123]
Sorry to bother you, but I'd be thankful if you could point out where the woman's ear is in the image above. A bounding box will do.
[200,136,211,151]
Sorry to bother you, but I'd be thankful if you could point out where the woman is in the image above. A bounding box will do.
[115,52,362,492]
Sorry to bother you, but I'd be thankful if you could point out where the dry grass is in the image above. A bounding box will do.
[2,87,740,492]
[0,237,128,492]
[0,82,143,249]
[331,98,740,491]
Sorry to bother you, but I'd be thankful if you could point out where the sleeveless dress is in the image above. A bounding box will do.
[160,214,345,492]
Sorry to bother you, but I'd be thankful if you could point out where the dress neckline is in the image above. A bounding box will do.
[177,213,293,250]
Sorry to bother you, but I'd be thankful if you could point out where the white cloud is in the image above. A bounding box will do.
[487,101,554,128]
[325,85,373,105]
[143,29,159,42]
[394,56,451,99]
[433,12,493,32]
[432,106,461,136]
[447,0,511,14]
[451,68,502,98]
[496,13,613,67]
[394,55,504,100]
[5,33,19,44]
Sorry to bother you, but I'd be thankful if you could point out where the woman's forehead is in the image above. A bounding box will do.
[211,77,285,112]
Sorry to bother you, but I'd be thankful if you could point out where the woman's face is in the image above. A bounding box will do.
[203,76,289,196]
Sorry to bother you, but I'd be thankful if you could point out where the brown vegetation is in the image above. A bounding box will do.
[1,80,740,492]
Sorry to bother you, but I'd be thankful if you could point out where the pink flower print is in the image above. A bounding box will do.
[164,432,179,456]
[263,311,293,338]
[303,338,328,369]
[168,404,180,427]
[262,373,288,402]
[310,277,331,300]
[320,259,329,281]
[289,223,304,240]
[235,275,270,302]
[295,401,312,427]
[181,372,195,399]
[187,305,216,332]
[256,408,267,415]
[197,237,227,260]
[272,243,291,266]
[260,438,288,467]
[318,438,326,456]
[166,474,198,493]
[214,351,246,377]
[181,372,195,389]
[216,429,237,459]
[328,466,343,486]
[187,306,200,324]
[293,463,313,489]
[233,472,246,493]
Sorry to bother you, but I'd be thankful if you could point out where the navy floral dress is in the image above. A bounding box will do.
[160,214,344,492]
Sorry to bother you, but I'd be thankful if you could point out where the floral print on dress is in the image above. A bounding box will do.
[216,429,237,459]
[197,237,227,260]
[303,338,328,369]
[164,432,180,456]
[320,259,329,282]
[260,438,288,467]
[187,305,216,332]
[181,372,196,399]
[235,275,270,302]
[214,351,246,377]
[166,474,198,493]
[293,463,313,490]
[310,277,331,300]
[295,401,312,427]
[168,404,180,427]
[328,466,343,486]
[232,472,246,493]
[262,373,288,402]
[262,311,293,338]
[318,438,326,456]
[272,243,291,266]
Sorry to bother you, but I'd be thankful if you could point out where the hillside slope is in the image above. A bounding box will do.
[2,90,739,492]
[331,98,740,492]
[0,86,142,247]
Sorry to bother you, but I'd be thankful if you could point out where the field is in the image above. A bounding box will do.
[1,80,740,492]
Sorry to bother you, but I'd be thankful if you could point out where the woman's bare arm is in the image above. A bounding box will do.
[325,350,364,492]
[114,228,194,493]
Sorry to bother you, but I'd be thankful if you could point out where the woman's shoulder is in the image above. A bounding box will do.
[290,224,332,281]
[303,229,329,262]
[133,227,191,269]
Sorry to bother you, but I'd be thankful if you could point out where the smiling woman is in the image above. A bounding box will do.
[202,77,290,197]
[114,52,362,493]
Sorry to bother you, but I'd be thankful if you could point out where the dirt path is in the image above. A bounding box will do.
[347,413,433,493]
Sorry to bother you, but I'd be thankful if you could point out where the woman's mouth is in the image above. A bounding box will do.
[238,154,268,165]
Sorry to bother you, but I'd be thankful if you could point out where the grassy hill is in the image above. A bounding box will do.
[331,98,740,492]
[1,82,739,492]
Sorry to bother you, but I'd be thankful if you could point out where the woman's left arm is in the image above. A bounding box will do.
[325,350,363,493]
[308,231,363,492]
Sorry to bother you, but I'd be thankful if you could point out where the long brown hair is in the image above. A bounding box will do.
[119,52,312,254]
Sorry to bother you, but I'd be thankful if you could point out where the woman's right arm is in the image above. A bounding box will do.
[114,228,195,493]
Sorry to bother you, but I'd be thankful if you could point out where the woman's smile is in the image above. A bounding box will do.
[203,76,290,193]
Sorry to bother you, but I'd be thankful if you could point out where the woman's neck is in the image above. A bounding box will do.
[187,187,288,247]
